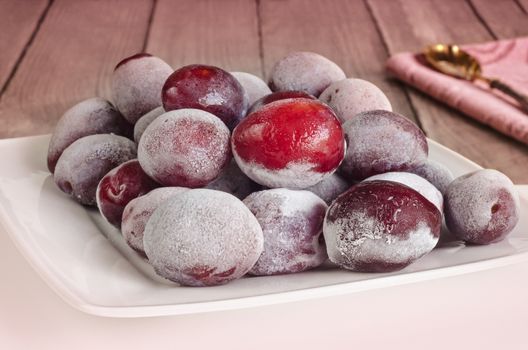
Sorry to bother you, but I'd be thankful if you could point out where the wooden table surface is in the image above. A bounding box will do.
[0,0,527,182]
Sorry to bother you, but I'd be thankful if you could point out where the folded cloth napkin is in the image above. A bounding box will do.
[386,37,528,145]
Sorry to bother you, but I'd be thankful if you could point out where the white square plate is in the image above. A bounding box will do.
[0,135,527,317]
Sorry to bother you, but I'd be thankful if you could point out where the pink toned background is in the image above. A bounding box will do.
[1,1,528,348]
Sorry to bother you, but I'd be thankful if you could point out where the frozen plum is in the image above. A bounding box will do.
[162,65,248,130]
[133,107,165,143]
[269,51,346,96]
[232,98,345,189]
[205,160,261,199]
[247,90,316,115]
[143,189,264,286]
[324,180,442,272]
[319,78,392,123]
[410,160,454,195]
[305,173,350,204]
[244,189,328,275]
[138,109,231,187]
[121,187,188,255]
[112,53,173,124]
[444,169,520,244]
[364,172,443,212]
[47,97,132,173]
[96,159,159,228]
[231,72,271,107]
[340,110,428,181]
[54,134,136,205]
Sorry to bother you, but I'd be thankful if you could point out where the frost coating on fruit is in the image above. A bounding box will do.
[96,159,159,228]
[444,169,520,244]
[319,79,392,123]
[54,134,137,205]
[47,97,132,173]
[232,98,345,189]
[143,189,264,286]
[269,51,346,96]
[243,189,328,275]
[305,173,350,204]
[121,187,188,255]
[162,65,248,130]
[324,181,441,272]
[138,109,231,187]
[410,160,454,195]
[133,107,165,143]
[205,160,261,199]
[112,54,173,124]
[231,72,272,107]
[340,110,428,181]
[364,172,443,212]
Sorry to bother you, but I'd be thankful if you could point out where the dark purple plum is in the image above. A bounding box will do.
[324,180,442,272]
[54,134,136,205]
[340,110,428,181]
[47,97,132,173]
[269,51,345,96]
[112,53,173,124]
[162,64,248,130]
[138,109,231,187]
[143,189,263,286]
[444,169,520,245]
[243,189,328,275]
[96,159,159,228]
[121,187,188,255]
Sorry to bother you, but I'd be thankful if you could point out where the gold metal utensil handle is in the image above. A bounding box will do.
[487,78,528,113]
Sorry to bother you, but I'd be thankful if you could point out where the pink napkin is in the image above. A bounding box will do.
[386,37,528,145]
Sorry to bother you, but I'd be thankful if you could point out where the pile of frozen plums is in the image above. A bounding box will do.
[48,51,521,286]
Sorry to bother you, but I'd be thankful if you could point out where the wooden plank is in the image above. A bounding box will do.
[0,0,49,93]
[368,0,528,183]
[147,0,262,76]
[259,0,416,123]
[0,0,153,138]
[470,0,528,38]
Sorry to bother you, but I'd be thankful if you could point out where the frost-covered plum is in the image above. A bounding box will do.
[205,160,261,199]
[96,159,159,228]
[121,187,188,255]
[340,110,428,181]
[305,173,350,204]
[162,65,248,130]
[324,180,442,272]
[112,53,173,124]
[364,172,443,212]
[143,189,264,286]
[444,169,520,245]
[244,189,328,275]
[247,90,316,115]
[47,97,132,173]
[231,72,271,107]
[410,160,454,195]
[133,107,165,143]
[54,134,136,205]
[319,78,392,123]
[232,98,345,189]
[269,52,346,96]
[138,109,231,187]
